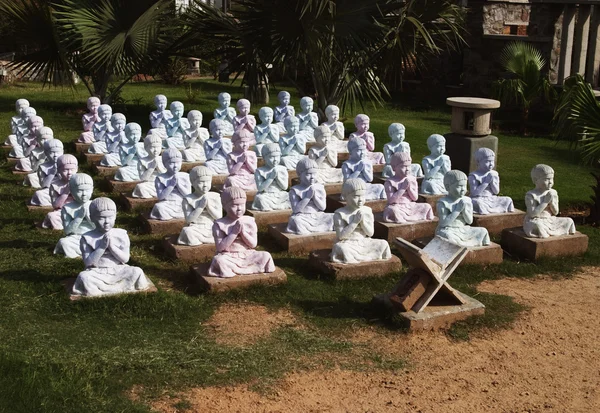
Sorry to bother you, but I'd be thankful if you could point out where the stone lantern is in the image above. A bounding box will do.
[444,97,501,174]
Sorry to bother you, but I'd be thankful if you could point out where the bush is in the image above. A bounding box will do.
[157,58,188,85]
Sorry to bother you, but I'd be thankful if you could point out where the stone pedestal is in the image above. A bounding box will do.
[308,249,402,280]
[211,174,228,186]
[64,277,157,301]
[472,209,526,236]
[413,237,503,266]
[105,178,140,193]
[120,193,157,211]
[5,158,18,166]
[93,165,118,177]
[501,227,589,261]
[27,204,53,214]
[12,170,29,176]
[246,205,293,227]
[192,264,287,293]
[444,133,499,175]
[336,151,350,166]
[180,161,204,173]
[417,193,444,214]
[162,235,216,263]
[74,142,91,154]
[325,194,387,213]
[267,223,337,254]
[84,153,103,166]
[140,212,186,235]
[373,214,439,243]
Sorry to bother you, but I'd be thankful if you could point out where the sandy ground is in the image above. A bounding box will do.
[151,268,600,413]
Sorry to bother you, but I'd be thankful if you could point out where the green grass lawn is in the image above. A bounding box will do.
[0,80,598,412]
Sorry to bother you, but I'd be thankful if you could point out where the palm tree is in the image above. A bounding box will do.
[1,0,175,103]
[492,41,555,132]
[175,0,466,118]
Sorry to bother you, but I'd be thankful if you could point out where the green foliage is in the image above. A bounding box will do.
[175,0,466,117]
[492,42,555,127]
[156,57,189,85]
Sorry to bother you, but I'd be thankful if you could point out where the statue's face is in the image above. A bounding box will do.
[350,145,366,161]
[23,108,36,121]
[88,99,100,113]
[238,102,250,116]
[172,104,184,119]
[345,188,366,209]
[60,164,78,181]
[327,108,339,122]
[448,179,467,199]
[390,127,405,142]
[286,121,299,135]
[165,155,182,174]
[430,141,445,157]
[156,97,167,111]
[30,118,43,133]
[280,93,290,106]
[126,126,142,143]
[148,141,162,157]
[73,183,93,204]
[235,138,251,152]
[225,197,246,218]
[479,156,494,172]
[17,100,29,114]
[260,110,273,124]
[264,149,281,167]
[113,118,126,131]
[100,109,112,123]
[317,130,331,146]
[356,118,369,133]
[190,114,202,128]
[94,209,116,233]
[301,100,313,113]
[193,177,211,194]
[48,148,64,163]
[219,95,230,107]
[38,132,53,143]
[394,161,411,178]
[211,123,224,139]
[300,167,318,186]
[535,173,554,191]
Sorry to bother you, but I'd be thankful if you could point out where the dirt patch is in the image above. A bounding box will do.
[204,302,300,347]
[151,269,600,412]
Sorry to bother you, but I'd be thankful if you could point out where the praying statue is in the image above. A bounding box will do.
[330,179,392,263]
[382,152,434,223]
[286,158,334,235]
[77,97,101,143]
[208,187,276,278]
[381,123,423,179]
[279,116,306,170]
[421,133,451,195]
[254,106,280,157]
[297,96,319,142]
[114,123,143,182]
[177,166,223,246]
[348,114,385,164]
[233,98,256,136]
[71,197,152,298]
[149,94,172,129]
[468,148,514,215]
[308,125,343,184]
[41,154,79,230]
[435,170,491,247]
[213,92,236,135]
[29,139,64,207]
[523,164,576,238]
[223,129,257,191]
[251,143,291,211]
[342,137,385,201]
[162,101,189,150]
[131,133,166,198]
[4,98,29,146]
[274,91,295,133]
[87,105,114,153]
[23,127,55,188]
[322,105,345,141]
[204,119,233,175]
[8,106,36,159]
[149,149,191,220]
[182,110,208,162]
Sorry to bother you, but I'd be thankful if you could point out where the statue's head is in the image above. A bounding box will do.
[443,170,467,199]
[354,114,369,132]
[325,105,340,122]
[190,165,212,194]
[89,197,117,232]
[531,164,554,190]
[57,154,78,182]
[98,104,113,122]
[278,90,290,106]
[284,116,299,135]
[261,143,281,167]
[296,157,318,186]
[154,94,167,111]
[28,115,44,133]
[475,148,495,172]
[70,173,94,204]
[300,96,313,113]
[391,152,412,177]
[143,131,163,157]
[22,107,36,121]
[162,148,182,174]
[44,139,64,162]
[314,124,332,146]
[170,101,184,119]
[236,99,251,116]
[15,99,30,114]
[111,113,126,131]
[209,119,225,139]
[221,186,246,218]
[341,178,366,209]
[36,126,54,144]
[258,107,273,124]
[388,123,405,141]
[427,134,445,156]
[232,128,253,152]
[348,136,366,160]
[87,96,101,113]
[124,122,142,144]
[218,92,231,107]
[187,110,202,128]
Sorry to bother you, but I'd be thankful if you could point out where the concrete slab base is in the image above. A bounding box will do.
[27,204,53,214]
[162,235,216,263]
[74,142,92,154]
[308,249,402,280]
[373,214,439,243]
[211,174,228,186]
[5,158,18,166]
[373,290,485,331]
[93,164,118,177]
[413,237,503,266]
[444,133,499,174]
[472,209,526,236]
[325,194,387,213]
[417,193,444,214]
[246,206,293,227]
[267,223,337,254]
[120,193,157,211]
[105,179,140,193]
[180,161,204,173]
[501,227,589,261]
[63,277,158,301]
[192,264,287,293]
[140,212,186,235]
[84,152,103,166]
[12,169,29,176]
